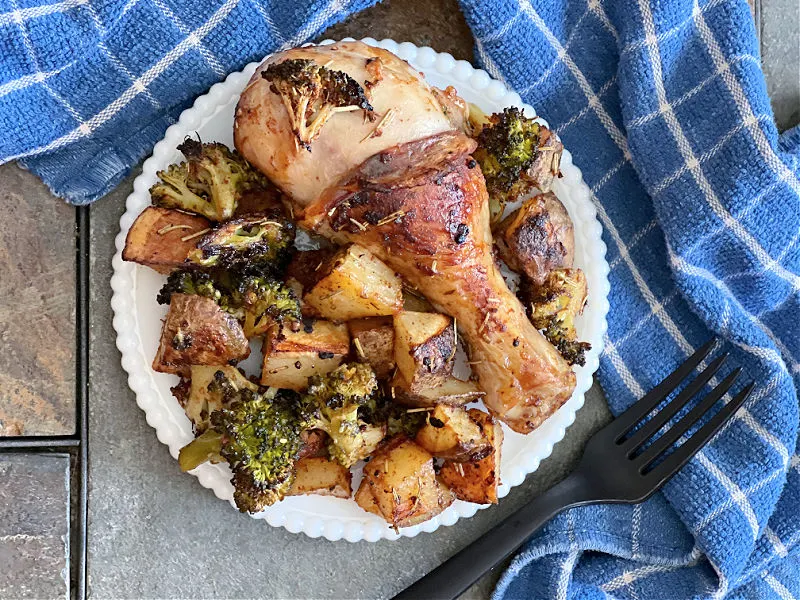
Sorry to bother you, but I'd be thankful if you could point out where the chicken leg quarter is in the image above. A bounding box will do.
[300,133,575,434]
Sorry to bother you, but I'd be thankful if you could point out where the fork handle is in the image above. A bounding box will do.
[392,470,594,600]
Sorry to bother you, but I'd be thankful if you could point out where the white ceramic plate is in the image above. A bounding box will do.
[111,38,609,542]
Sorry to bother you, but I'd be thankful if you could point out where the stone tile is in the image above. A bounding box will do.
[322,0,474,61]
[760,0,800,131]
[0,163,76,436]
[0,453,71,600]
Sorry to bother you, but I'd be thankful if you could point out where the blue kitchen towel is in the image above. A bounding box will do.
[1,1,799,599]
[456,0,800,598]
[0,0,378,204]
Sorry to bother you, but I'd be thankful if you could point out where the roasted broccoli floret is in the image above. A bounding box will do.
[178,372,305,513]
[157,269,301,337]
[385,404,427,438]
[156,270,226,307]
[474,107,562,225]
[299,363,386,467]
[262,58,373,151]
[186,213,295,271]
[150,139,269,221]
[524,268,591,366]
[230,273,302,337]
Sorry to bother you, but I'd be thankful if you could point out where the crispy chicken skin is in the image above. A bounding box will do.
[301,133,575,433]
[234,41,467,208]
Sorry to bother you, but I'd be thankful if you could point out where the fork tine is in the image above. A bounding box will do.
[623,353,729,452]
[645,382,754,485]
[606,339,718,439]
[635,367,741,468]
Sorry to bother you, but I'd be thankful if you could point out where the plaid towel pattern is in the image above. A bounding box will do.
[0,0,377,203]
[456,0,800,598]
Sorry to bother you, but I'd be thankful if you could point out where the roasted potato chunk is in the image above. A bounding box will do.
[185,366,257,432]
[260,320,349,390]
[415,405,492,461]
[287,456,352,498]
[354,477,383,517]
[122,206,210,273]
[393,311,456,391]
[364,437,454,528]
[438,409,503,504]
[153,294,250,377]
[390,374,485,407]
[495,192,574,285]
[303,244,403,320]
[348,317,395,379]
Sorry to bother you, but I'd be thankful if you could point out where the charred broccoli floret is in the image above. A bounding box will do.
[150,139,269,221]
[300,363,386,467]
[186,213,295,271]
[178,372,304,513]
[262,58,373,151]
[156,270,228,307]
[230,273,301,337]
[385,404,427,438]
[525,268,591,366]
[474,107,563,225]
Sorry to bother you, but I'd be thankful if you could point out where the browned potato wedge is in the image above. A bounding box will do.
[260,320,349,390]
[415,405,492,461]
[438,409,503,504]
[185,365,257,432]
[390,372,484,407]
[153,294,250,377]
[287,456,352,498]
[122,206,210,273]
[303,244,403,320]
[393,311,456,391]
[354,478,383,517]
[364,437,454,528]
[348,317,395,379]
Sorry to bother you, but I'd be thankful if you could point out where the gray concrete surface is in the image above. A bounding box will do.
[0,454,70,599]
[86,171,611,599]
[759,0,800,132]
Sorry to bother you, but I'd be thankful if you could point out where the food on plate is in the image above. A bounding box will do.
[494,192,575,285]
[260,320,349,390]
[347,317,395,379]
[392,311,456,392]
[178,374,306,512]
[152,294,250,376]
[438,409,503,504]
[299,363,386,467]
[524,268,590,366]
[414,404,492,461]
[150,138,274,221]
[390,374,485,408]
[125,40,594,526]
[287,456,352,498]
[180,365,258,432]
[299,131,575,434]
[301,244,403,320]
[185,212,295,271]
[472,107,563,224]
[359,436,454,528]
[122,206,210,273]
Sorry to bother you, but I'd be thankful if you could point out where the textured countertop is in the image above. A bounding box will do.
[0,0,797,597]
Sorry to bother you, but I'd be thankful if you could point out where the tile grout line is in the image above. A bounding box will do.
[75,205,90,600]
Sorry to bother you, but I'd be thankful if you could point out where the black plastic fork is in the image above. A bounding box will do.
[392,340,754,600]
